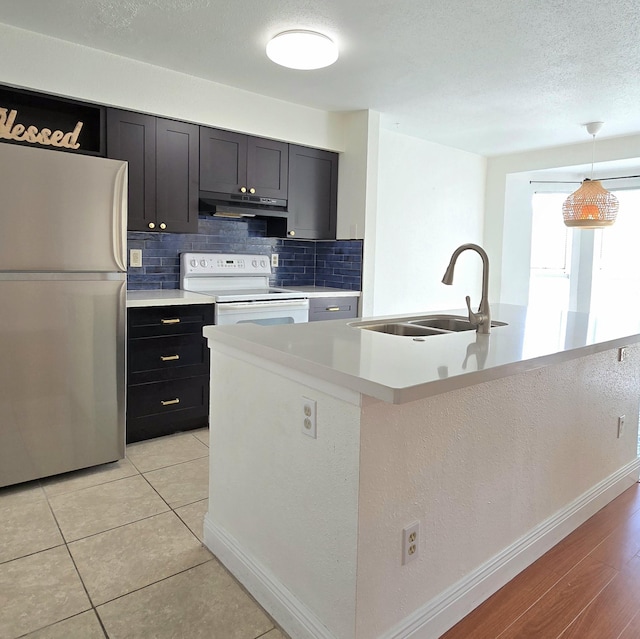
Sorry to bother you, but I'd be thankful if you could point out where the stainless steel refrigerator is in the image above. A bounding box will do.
[0,143,127,488]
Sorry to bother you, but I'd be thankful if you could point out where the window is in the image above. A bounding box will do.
[591,189,640,314]
[528,192,573,310]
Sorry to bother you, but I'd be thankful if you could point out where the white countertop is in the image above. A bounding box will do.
[283,286,361,298]
[203,304,640,404]
[127,290,215,308]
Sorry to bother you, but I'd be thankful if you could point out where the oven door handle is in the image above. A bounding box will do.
[219,300,309,311]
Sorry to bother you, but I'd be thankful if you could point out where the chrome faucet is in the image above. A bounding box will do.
[441,243,491,334]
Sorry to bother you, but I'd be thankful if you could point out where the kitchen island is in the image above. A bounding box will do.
[202,304,640,639]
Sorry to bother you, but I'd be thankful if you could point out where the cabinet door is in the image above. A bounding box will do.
[106,109,156,232]
[247,137,289,200]
[287,145,338,239]
[199,127,247,195]
[156,119,199,234]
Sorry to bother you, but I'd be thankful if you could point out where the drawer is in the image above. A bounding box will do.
[309,296,358,321]
[127,376,209,419]
[129,334,207,374]
[126,375,209,444]
[128,304,214,338]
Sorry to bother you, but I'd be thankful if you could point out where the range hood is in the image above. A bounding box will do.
[199,190,286,211]
[198,198,289,237]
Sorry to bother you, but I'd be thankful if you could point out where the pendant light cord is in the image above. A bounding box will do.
[590,134,596,180]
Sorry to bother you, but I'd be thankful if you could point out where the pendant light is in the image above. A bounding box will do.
[562,122,619,228]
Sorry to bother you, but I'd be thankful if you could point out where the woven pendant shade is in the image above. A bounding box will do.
[562,179,619,228]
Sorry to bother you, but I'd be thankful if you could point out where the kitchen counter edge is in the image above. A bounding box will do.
[282,286,360,298]
[203,303,640,404]
[127,290,215,308]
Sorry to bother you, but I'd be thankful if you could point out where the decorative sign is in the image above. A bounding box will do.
[0,108,84,149]
[0,85,103,155]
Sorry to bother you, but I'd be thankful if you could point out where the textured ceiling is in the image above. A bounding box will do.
[1,0,640,156]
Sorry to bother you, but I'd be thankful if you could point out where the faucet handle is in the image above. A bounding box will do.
[465,295,475,319]
[464,295,490,333]
[465,295,485,326]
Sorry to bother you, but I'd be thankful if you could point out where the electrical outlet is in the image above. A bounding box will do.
[402,521,419,565]
[618,415,626,438]
[129,249,142,268]
[271,253,279,268]
[301,396,317,438]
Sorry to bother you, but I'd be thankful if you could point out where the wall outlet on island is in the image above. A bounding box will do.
[271,253,279,268]
[301,396,317,438]
[402,521,420,565]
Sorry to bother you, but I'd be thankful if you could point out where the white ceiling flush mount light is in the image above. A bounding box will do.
[266,30,338,70]
[562,122,619,229]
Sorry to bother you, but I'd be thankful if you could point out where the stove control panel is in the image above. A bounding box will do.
[181,253,272,276]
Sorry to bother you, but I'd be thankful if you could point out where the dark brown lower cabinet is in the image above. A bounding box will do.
[126,304,214,443]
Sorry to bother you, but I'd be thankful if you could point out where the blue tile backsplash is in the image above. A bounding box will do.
[127,215,362,291]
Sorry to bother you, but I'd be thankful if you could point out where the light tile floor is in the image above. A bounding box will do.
[0,429,290,639]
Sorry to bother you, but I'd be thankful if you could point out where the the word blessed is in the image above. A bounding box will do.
[0,108,84,149]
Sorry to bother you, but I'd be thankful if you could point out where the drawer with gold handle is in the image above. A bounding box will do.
[127,376,208,421]
[308,296,359,322]
[128,334,206,375]
[128,304,213,338]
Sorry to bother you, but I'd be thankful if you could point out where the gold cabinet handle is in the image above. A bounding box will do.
[326,307,340,312]
[160,318,181,325]
[159,223,167,230]
[160,354,180,361]
[249,187,256,194]
[148,222,155,229]
[161,398,180,406]
[288,230,296,236]
[240,186,247,193]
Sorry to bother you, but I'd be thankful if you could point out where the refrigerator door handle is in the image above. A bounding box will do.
[112,163,128,272]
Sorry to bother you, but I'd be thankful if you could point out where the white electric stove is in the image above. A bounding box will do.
[180,252,309,325]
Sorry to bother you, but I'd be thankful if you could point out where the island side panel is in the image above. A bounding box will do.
[204,345,362,639]
[355,346,640,639]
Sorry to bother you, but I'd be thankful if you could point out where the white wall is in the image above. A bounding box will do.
[336,110,380,241]
[364,128,486,317]
[356,345,640,638]
[0,22,345,151]
[205,346,362,639]
[203,339,640,639]
[485,135,640,304]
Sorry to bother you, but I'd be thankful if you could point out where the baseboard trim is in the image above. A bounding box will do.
[381,459,640,639]
[203,517,338,639]
[204,460,639,639]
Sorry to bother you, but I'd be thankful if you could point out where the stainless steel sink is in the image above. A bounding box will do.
[408,315,508,332]
[358,323,447,337]
[353,314,507,337]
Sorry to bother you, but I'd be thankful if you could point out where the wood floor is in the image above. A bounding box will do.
[441,482,640,639]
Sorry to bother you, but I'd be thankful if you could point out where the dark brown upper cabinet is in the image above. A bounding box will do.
[107,109,199,233]
[199,127,288,201]
[286,145,338,240]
